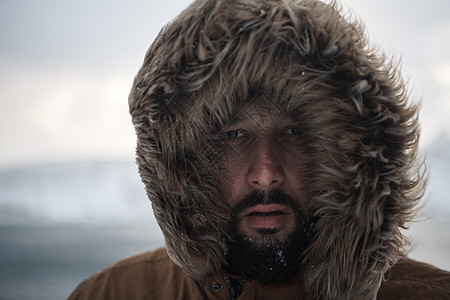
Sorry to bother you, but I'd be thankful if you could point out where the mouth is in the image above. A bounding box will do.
[241,204,291,231]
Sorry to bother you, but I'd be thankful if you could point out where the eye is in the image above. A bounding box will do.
[285,126,302,136]
[223,129,244,140]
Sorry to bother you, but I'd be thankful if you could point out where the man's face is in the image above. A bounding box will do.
[218,100,312,283]
[219,100,310,238]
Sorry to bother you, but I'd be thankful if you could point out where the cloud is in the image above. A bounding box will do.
[0,64,136,168]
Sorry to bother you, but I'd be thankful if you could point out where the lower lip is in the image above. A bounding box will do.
[243,214,289,229]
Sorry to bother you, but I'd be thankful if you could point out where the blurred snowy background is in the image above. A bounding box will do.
[0,0,449,299]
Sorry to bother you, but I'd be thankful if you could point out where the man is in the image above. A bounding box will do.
[69,0,450,299]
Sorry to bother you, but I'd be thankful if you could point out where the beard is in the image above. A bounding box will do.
[225,190,313,285]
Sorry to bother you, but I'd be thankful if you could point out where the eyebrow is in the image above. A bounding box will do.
[223,113,299,132]
[222,101,300,130]
[226,117,244,127]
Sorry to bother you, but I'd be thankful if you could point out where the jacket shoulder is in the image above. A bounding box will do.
[68,247,197,300]
[377,257,450,300]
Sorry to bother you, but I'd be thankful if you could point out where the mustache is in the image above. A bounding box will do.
[231,189,303,217]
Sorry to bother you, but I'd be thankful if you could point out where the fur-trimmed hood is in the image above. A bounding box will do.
[128,0,424,298]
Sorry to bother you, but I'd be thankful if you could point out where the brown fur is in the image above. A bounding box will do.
[128,0,425,298]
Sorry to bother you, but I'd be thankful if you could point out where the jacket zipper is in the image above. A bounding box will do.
[225,276,245,300]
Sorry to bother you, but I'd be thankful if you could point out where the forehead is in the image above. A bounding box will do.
[229,99,291,127]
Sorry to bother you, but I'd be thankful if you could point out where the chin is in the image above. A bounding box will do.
[241,226,294,246]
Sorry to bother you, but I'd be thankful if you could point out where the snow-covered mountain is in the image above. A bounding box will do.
[422,134,450,217]
[0,160,154,224]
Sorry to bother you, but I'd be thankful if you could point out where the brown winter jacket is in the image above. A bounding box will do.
[68,247,450,299]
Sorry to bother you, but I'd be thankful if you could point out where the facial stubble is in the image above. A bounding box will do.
[225,190,312,285]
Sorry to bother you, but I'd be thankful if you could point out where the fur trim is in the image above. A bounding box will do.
[128,0,425,298]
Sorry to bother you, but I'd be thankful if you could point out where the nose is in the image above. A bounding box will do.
[246,140,285,189]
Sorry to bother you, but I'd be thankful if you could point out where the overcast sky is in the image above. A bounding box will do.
[1,0,449,170]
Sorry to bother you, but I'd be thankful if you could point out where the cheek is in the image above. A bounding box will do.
[217,158,247,208]
[288,153,311,213]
